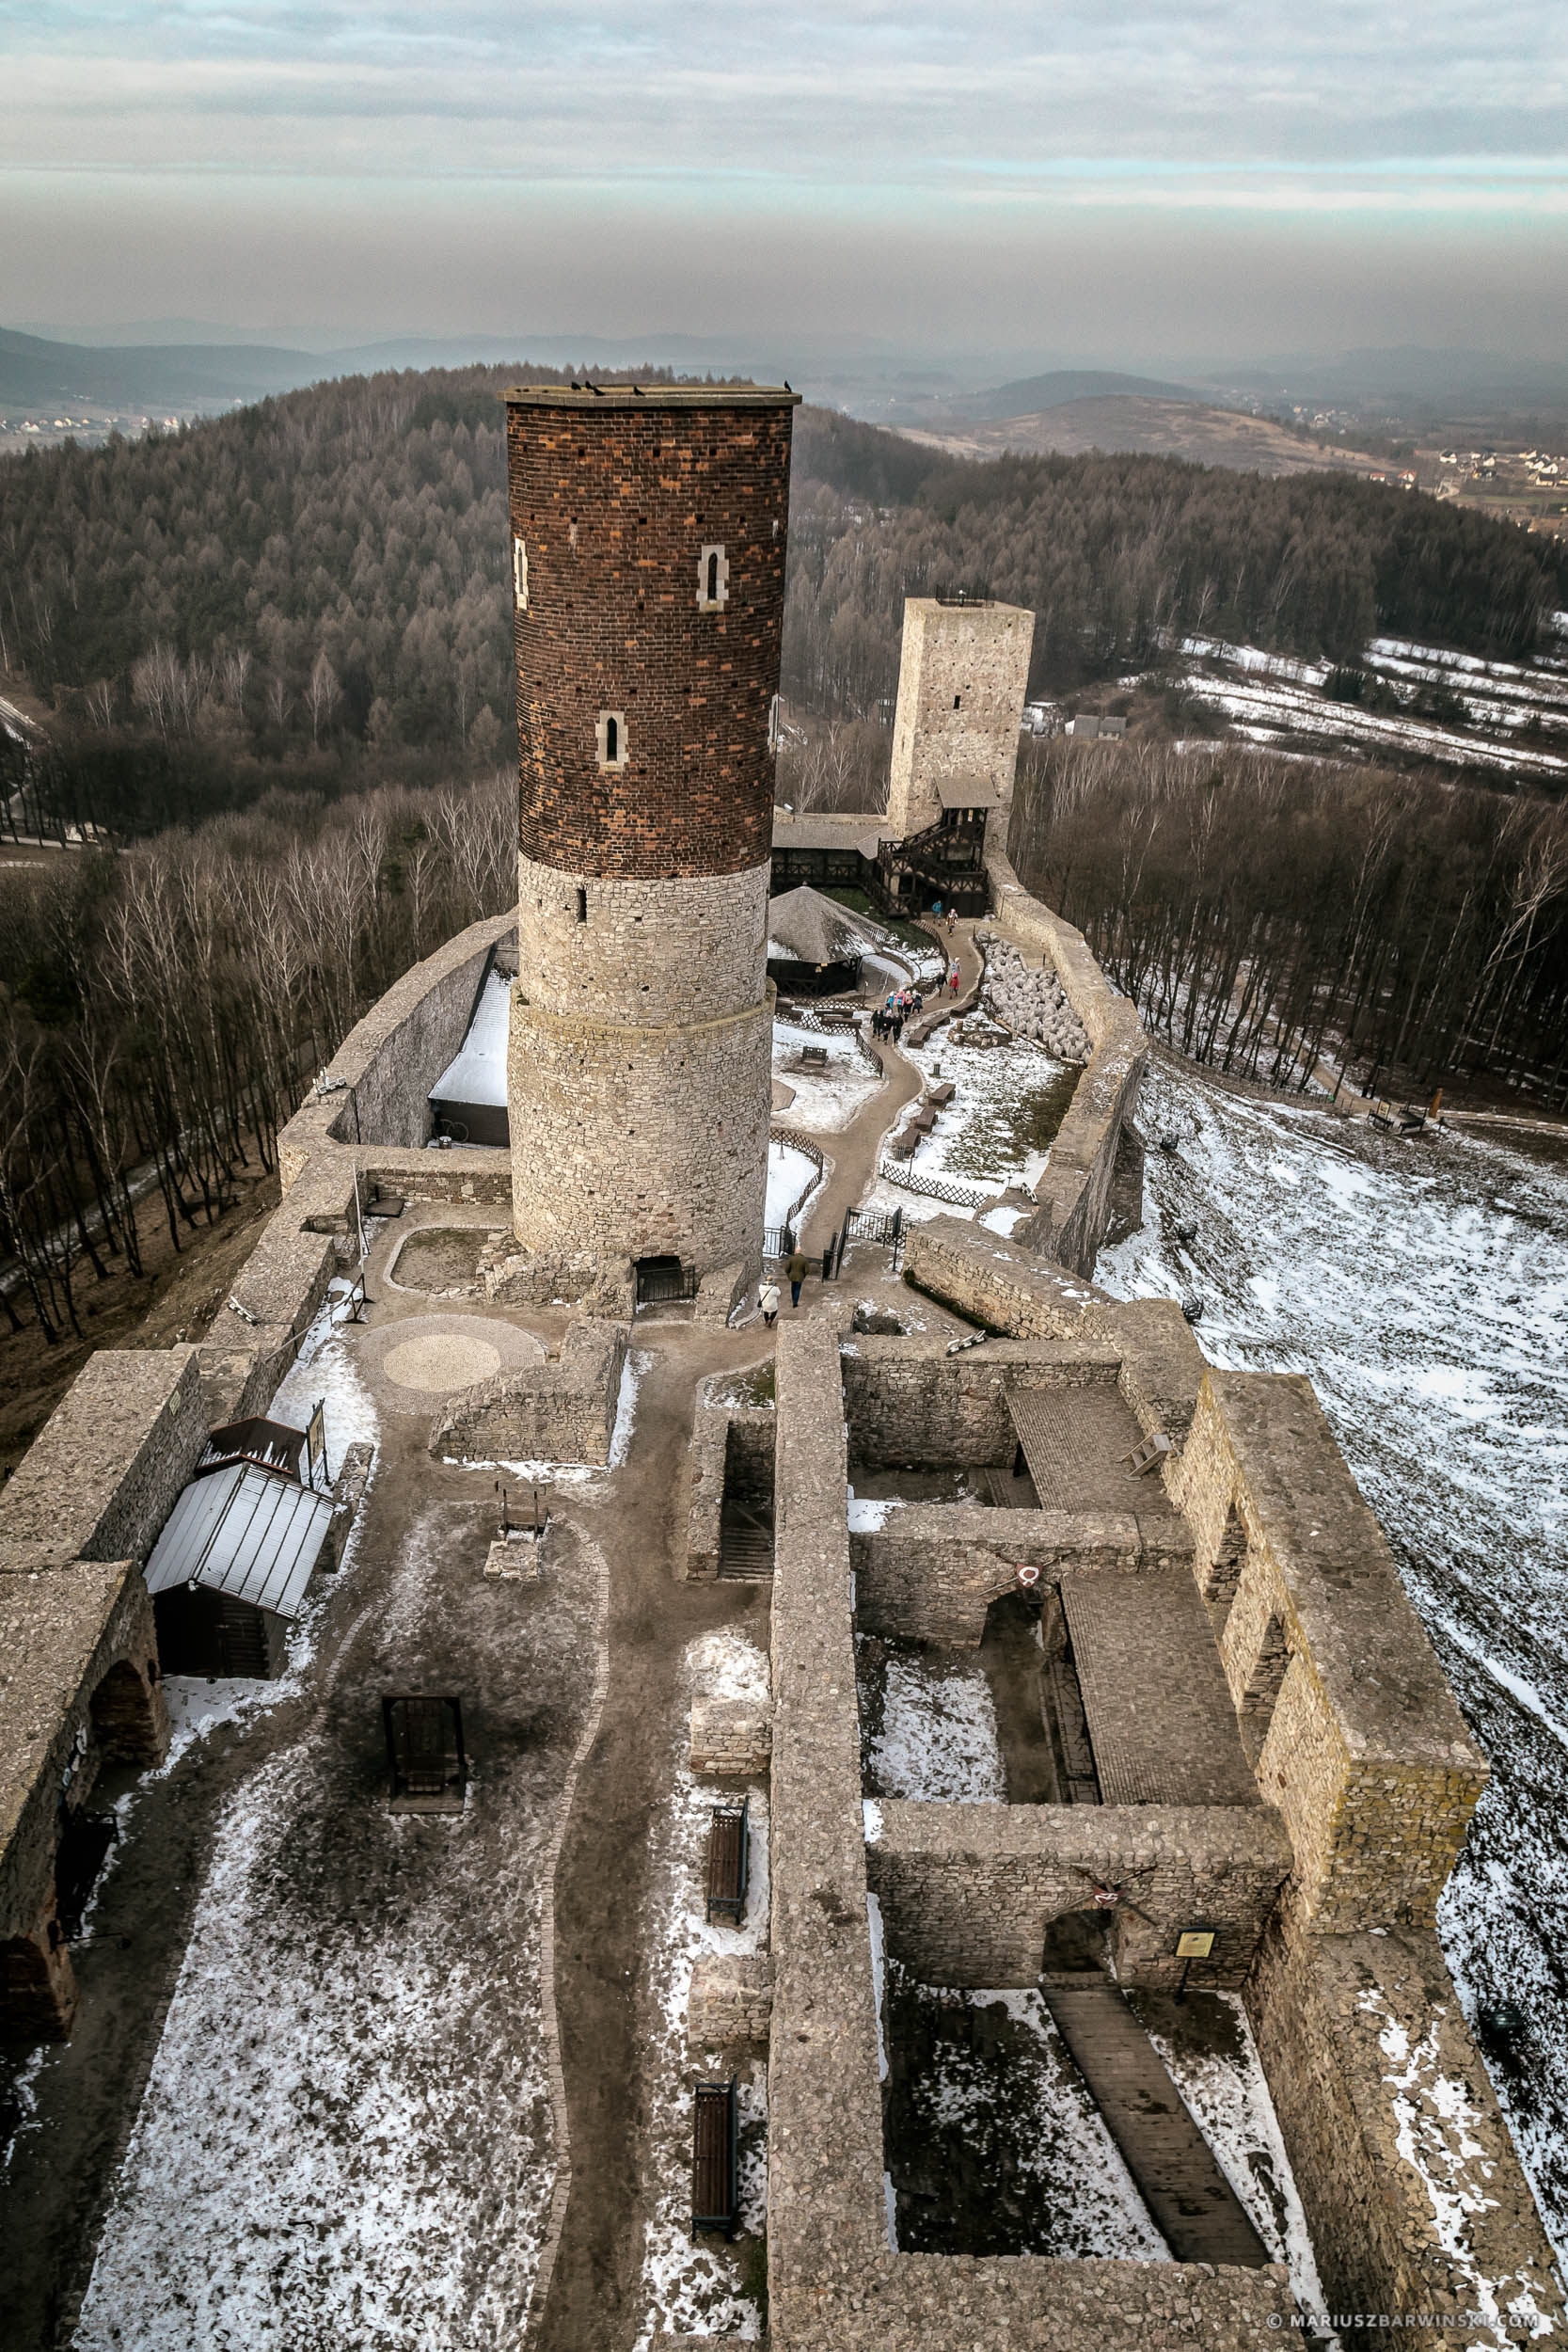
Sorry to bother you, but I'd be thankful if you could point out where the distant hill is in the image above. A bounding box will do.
[899,393,1391,479]
[1227,346,1568,412]
[958,369,1201,421]
[0,326,325,413]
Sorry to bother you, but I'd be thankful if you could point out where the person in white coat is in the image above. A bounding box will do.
[759,1280,781,1327]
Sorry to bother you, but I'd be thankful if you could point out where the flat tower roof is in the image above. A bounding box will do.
[501,383,800,410]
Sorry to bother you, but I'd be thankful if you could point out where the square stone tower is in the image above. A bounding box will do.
[503,383,800,1287]
[885,596,1035,837]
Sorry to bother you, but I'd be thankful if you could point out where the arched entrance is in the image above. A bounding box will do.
[88,1658,162,1767]
[1040,1906,1110,1977]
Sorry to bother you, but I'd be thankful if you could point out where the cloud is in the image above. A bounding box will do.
[1,1,1564,357]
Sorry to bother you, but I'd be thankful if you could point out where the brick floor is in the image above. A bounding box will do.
[1061,1571,1259,1807]
[1006,1383,1180,1518]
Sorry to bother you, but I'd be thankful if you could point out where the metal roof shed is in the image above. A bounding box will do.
[144,1464,333,1678]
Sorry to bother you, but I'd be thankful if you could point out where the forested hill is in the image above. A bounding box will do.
[1,359,1564,833]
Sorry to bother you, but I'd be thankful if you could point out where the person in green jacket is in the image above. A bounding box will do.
[785,1245,810,1309]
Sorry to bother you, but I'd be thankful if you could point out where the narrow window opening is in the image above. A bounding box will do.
[954,692,961,709]
[696,543,729,612]
[576,886,587,924]
[513,536,529,609]
[596,710,627,770]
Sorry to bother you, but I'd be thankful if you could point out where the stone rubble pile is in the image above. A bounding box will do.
[981,937,1092,1062]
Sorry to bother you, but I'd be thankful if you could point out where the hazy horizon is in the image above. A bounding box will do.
[3,2,1566,373]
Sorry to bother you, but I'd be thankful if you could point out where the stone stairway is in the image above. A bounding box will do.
[1041,1973,1270,2268]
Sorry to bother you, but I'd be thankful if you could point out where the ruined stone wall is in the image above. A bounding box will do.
[0,1349,208,1569]
[1175,1371,1488,1931]
[852,1504,1195,1647]
[1247,1907,1564,2345]
[685,1405,776,1581]
[841,1334,1121,1470]
[885,599,1035,838]
[0,1558,166,2033]
[766,1322,1295,2349]
[865,1800,1291,1991]
[429,1320,627,1467]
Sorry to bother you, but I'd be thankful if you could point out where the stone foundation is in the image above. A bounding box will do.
[429,1320,628,1467]
[689,1698,773,1777]
[688,1953,773,2046]
[851,1502,1194,1646]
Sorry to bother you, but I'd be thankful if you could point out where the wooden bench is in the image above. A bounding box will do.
[705,1795,751,1923]
[691,2075,741,2239]
[927,1080,956,1106]
[799,1043,829,1070]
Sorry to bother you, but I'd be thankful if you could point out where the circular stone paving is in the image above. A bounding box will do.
[360,1311,546,1415]
[383,1332,503,1391]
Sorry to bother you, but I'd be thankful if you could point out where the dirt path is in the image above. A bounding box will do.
[532,1319,771,2352]
[796,918,985,1257]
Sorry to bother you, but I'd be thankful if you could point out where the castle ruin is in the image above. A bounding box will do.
[0,389,1560,2352]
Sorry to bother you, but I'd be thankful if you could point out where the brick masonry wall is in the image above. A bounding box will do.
[852,1504,1196,1647]
[1175,1370,1488,1930]
[885,599,1035,838]
[506,387,797,882]
[1247,1906,1564,2346]
[866,1799,1292,1991]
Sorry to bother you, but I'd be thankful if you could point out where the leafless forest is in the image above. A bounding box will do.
[0,776,513,1340]
[1008,739,1568,1104]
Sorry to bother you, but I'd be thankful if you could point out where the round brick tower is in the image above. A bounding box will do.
[503,383,800,1288]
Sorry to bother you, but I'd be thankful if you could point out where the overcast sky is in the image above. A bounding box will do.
[3,0,1565,366]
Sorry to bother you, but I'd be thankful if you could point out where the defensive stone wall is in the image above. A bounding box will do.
[1,1558,166,2036]
[1174,1370,1488,1931]
[0,1349,208,1568]
[865,1799,1292,1991]
[1250,1909,1564,2343]
[985,834,1148,1278]
[900,1219,1206,1450]
[852,1502,1194,1647]
[277,910,516,1185]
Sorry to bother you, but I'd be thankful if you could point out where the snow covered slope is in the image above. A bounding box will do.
[1099,1059,1568,2264]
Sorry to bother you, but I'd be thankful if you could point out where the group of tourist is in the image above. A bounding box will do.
[871,989,921,1045]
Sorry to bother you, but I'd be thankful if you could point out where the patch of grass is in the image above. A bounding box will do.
[739,2230,768,2328]
[708,1360,776,1408]
[940,1066,1080,1179]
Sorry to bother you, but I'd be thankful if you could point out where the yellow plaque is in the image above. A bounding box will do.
[1176,1931,1215,1960]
